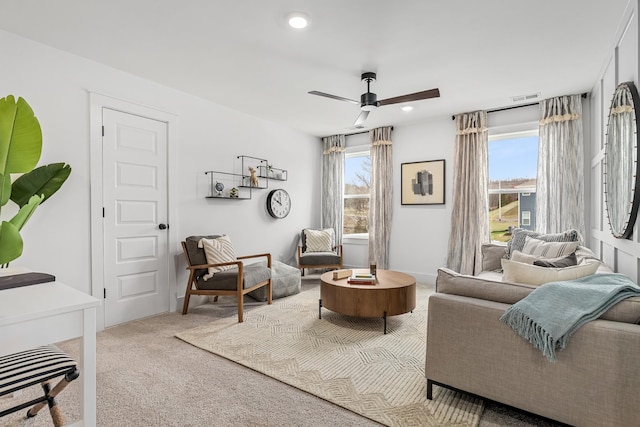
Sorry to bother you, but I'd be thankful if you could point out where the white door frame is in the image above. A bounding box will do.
[89,92,179,331]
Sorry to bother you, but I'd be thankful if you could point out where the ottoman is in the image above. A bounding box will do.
[249,260,301,301]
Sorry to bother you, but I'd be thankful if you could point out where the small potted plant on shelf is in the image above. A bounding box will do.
[267,164,274,178]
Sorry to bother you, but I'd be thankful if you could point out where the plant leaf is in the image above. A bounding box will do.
[0,173,11,206]
[10,194,43,231]
[0,95,42,176]
[10,163,71,207]
[0,221,23,265]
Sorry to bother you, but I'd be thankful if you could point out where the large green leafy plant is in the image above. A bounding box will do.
[0,95,71,266]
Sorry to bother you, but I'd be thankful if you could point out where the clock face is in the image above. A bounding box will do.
[267,189,291,219]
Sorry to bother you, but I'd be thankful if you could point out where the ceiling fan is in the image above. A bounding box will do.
[309,72,440,128]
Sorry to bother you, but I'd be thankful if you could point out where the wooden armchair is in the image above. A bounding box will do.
[181,235,272,322]
[297,228,343,276]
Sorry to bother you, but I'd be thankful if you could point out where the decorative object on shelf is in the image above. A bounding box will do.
[228,187,239,198]
[214,181,224,196]
[401,159,445,205]
[248,166,259,187]
[266,189,291,218]
[604,81,640,239]
[267,164,274,177]
[0,95,72,266]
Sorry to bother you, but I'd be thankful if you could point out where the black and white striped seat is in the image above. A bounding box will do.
[0,345,79,426]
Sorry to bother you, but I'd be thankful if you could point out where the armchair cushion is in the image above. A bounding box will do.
[299,251,341,266]
[199,235,237,279]
[302,228,334,252]
[197,263,271,291]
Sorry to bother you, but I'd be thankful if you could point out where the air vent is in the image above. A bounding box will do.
[511,92,540,102]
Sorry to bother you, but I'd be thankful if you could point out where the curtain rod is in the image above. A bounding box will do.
[451,93,588,120]
[324,126,394,138]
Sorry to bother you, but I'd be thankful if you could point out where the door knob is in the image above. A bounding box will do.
[159,223,168,230]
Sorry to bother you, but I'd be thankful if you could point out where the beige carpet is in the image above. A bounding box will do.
[176,283,484,427]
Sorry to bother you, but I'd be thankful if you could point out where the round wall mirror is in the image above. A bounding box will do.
[604,81,640,239]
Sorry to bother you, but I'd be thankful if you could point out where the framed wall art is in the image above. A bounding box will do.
[401,159,445,205]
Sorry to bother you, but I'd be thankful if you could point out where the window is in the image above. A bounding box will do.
[488,130,538,242]
[343,149,370,237]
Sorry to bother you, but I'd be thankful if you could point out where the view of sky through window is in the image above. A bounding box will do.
[488,135,538,180]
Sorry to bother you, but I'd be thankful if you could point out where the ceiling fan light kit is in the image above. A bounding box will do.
[309,72,440,127]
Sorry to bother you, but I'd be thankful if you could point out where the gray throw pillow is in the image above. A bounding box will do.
[533,252,578,268]
[507,228,580,258]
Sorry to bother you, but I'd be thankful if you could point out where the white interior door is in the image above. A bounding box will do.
[102,108,169,327]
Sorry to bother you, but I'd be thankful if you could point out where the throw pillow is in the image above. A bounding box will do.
[304,229,334,252]
[199,235,237,280]
[507,228,580,258]
[521,236,579,259]
[501,259,600,286]
[533,253,578,268]
[510,250,576,266]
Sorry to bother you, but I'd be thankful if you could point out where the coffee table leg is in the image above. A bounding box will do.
[383,311,387,334]
[318,299,322,319]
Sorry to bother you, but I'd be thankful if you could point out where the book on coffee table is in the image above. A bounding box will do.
[347,273,376,285]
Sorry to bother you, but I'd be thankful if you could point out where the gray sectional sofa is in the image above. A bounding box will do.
[426,244,640,426]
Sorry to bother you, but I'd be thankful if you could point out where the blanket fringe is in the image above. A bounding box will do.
[500,308,558,362]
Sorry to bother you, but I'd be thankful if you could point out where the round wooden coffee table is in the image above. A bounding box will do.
[319,269,416,334]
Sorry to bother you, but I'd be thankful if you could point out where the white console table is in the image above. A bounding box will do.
[0,281,100,427]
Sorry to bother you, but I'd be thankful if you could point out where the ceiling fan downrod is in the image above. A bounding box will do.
[360,72,378,110]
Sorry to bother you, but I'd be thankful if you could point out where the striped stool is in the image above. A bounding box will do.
[0,345,79,426]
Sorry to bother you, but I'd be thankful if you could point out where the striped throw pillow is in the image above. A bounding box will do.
[199,235,237,280]
[521,236,579,259]
[304,229,334,252]
[507,228,580,258]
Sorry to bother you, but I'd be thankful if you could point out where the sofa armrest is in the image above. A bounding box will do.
[481,243,507,272]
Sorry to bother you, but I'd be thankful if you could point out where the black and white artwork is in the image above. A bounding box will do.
[401,160,445,205]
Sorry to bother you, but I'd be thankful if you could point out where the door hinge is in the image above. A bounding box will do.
[103,288,106,299]
[102,125,105,137]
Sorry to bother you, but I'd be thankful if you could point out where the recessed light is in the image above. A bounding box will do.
[287,12,310,29]
[401,106,413,112]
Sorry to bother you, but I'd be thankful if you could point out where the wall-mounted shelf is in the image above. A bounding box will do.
[205,171,251,199]
[237,155,269,189]
[205,155,288,200]
[258,165,287,181]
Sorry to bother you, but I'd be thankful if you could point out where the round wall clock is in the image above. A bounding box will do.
[267,189,291,219]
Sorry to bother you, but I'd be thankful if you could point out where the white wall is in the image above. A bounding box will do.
[388,118,455,283]
[0,30,320,313]
[589,1,640,282]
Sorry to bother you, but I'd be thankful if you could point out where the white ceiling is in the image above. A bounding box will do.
[0,0,630,137]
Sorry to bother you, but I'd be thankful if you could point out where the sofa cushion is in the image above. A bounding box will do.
[507,228,580,258]
[501,259,600,286]
[533,253,578,268]
[521,236,579,258]
[436,267,640,324]
[481,243,507,272]
[511,250,577,266]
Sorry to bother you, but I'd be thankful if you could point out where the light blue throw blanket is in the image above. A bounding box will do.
[500,273,640,362]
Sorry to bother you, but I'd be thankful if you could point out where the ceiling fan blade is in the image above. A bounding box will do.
[378,88,440,106]
[354,110,370,127]
[308,91,360,105]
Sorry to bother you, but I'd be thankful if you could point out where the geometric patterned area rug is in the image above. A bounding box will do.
[176,283,484,427]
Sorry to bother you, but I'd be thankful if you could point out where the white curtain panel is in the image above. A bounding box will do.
[322,134,345,245]
[447,111,490,275]
[368,126,393,269]
[536,94,584,237]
